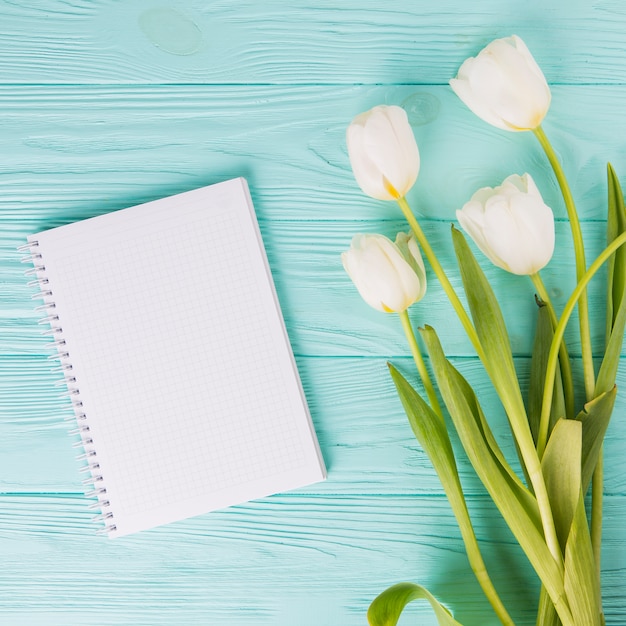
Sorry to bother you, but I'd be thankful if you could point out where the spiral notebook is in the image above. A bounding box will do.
[23,178,326,538]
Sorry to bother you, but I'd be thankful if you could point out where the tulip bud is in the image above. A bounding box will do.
[341,232,426,313]
[346,105,420,201]
[456,173,555,275]
[450,35,551,132]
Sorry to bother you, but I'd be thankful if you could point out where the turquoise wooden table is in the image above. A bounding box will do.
[1,2,625,625]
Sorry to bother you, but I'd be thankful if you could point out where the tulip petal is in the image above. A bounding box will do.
[342,234,424,313]
[465,55,535,131]
[481,197,533,273]
[456,201,507,270]
[347,122,394,200]
[362,107,413,198]
[522,172,542,198]
[511,35,552,89]
[500,174,528,196]
[374,236,422,310]
[450,74,511,132]
[481,193,553,274]
[346,105,419,201]
[352,241,399,311]
[486,38,550,129]
[405,235,427,300]
[450,35,551,131]
[457,172,555,275]
[510,193,555,272]
[384,105,421,191]
[470,185,499,206]
[395,232,427,301]
[341,247,380,311]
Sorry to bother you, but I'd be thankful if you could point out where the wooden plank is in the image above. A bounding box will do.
[0,493,518,626]
[1,1,626,85]
[2,4,625,625]
[1,219,614,358]
[0,493,623,625]
[2,355,625,496]
[0,85,623,223]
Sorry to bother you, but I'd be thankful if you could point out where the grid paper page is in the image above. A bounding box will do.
[30,179,326,537]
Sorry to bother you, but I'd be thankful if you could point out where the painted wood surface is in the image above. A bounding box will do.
[1,1,626,85]
[1,2,625,625]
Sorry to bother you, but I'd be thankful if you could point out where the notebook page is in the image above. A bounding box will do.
[30,178,325,537]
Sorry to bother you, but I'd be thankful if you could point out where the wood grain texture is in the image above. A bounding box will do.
[1,1,626,85]
[2,353,626,497]
[0,219,615,358]
[0,493,624,626]
[2,3,626,624]
[0,85,625,222]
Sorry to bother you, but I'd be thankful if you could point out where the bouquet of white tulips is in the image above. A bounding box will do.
[342,36,626,626]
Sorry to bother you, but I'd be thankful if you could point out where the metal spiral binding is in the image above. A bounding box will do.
[21,239,117,536]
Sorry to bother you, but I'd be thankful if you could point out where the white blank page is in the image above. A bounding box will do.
[29,178,326,537]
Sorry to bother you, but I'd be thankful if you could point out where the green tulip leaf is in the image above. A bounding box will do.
[529,302,566,445]
[563,493,602,626]
[598,303,626,398]
[575,386,617,493]
[605,163,626,331]
[420,327,532,505]
[539,417,602,624]
[541,418,582,553]
[367,582,463,626]
[597,164,626,396]
[450,226,529,472]
[536,587,561,626]
[450,225,517,388]
[388,363,515,626]
[419,326,568,615]
[387,363,469,521]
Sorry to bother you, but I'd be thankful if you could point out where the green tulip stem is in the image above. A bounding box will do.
[538,230,626,456]
[533,125,596,402]
[534,125,605,612]
[396,197,486,363]
[398,310,444,421]
[530,272,575,419]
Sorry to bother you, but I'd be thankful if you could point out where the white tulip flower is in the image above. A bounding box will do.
[341,232,427,313]
[456,173,555,275]
[450,35,551,132]
[347,105,420,201]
